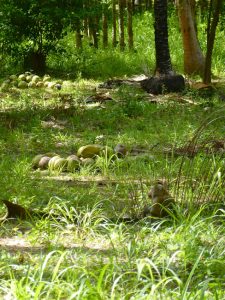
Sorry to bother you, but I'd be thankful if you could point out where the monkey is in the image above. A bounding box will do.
[143,179,175,218]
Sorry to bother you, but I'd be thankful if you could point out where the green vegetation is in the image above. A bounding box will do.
[0,11,225,300]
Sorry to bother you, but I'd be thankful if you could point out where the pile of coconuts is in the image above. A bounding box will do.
[0,72,62,92]
[32,144,128,173]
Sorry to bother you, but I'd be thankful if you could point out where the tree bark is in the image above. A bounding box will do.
[102,3,108,48]
[141,0,185,94]
[127,0,134,50]
[203,0,222,83]
[75,19,82,49]
[176,0,205,76]
[154,0,173,75]
[112,0,117,47]
[119,0,126,51]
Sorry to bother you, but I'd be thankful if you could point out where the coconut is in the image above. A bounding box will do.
[44,81,50,87]
[52,158,68,172]
[11,80,18,87]
[48,82,56,89]
[32,75,40,83]
[1,83,10,92]
[48,155,61,170]
[67,155,80,172]
[77,144,103,158]
[32,154,45,169]
[38,156,51,170]
[28,82,36,88]
[9,75,17,81]
[36,81,44,88]
[18,74,26,81]
[26,75,33,82]
[43,75,51,82]
[44,152,58,157]
[81,158,95,167]
[55,83,62,90]
[18,81,28,89]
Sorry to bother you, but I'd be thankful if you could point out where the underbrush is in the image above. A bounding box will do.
[0,76,224,299]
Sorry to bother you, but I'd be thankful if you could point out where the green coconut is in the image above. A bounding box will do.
[26,75,33,82]
[32,75,40,83]
[56,79,63,85]
[4,79,11,84]
[48,155,61,170]
[11,80,18,87]
[43,81,50,87]
[18,74,26,81]
[38,156,51,170]
[52,158,68,172]
[81,158,95,167]
[67,155,80,172]
[32,154,45,169]
[36,81,44,88]
[48,82,56,89]
[9,75,17,81]
[44,152,58,157]
[77,144,103,159]
[43,75,51,82]
[1,83,10,92]
[28,82,36,88]
[18,81,28,89]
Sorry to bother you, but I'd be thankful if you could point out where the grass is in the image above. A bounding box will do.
[0,12,225,300]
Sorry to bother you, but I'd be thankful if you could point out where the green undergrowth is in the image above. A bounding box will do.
[0,77,224,299]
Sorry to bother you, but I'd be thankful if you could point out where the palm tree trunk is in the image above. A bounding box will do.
[112,0,117,47]
[127,0,134,50]
[119,0,126,51]
[154,0,173,75]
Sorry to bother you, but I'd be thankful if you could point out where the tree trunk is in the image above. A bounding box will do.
[102,3,108,48]
[127,0,134,50]
[203,0,222,84]
[92,17,99,49]
[176,0,205,76]
[119,0,126,51]
[112,0,117,47]
[145,0,152,11]
[83,0,89,37]
[75,19,82,49]
[154,0,173,75]
[141,0,185,94]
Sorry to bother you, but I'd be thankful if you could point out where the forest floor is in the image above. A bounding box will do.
[0,75,224,299]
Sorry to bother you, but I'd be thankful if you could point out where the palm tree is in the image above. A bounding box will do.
[154,0,173,75]
[141,0,185,94]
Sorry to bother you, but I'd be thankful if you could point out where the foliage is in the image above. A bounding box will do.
[0,0,83,68]
[0,8,224,298]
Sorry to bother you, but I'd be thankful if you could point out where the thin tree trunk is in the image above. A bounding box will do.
[145,0,152,11]
[127,0,134,50]
[119,0,126,51]
[203,0,222,83]
[112,0,117,47]
[176,0,205,76]
[83,0,89,37]
[75,19,82,49]
[92,16,99,49]
[102,3,108,48]
[154,0,173,75]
